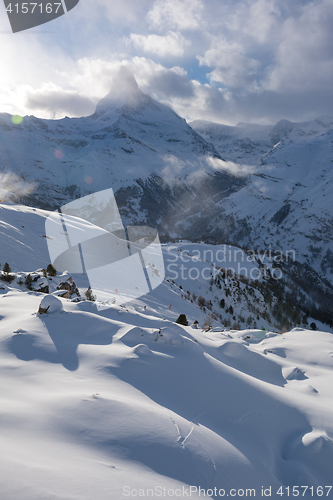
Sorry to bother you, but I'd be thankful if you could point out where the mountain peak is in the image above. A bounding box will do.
[110,66,139,96]
[94,66,142,118]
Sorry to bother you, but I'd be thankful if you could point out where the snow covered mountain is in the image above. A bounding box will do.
[1,69,332,295]
[190,117,333,282]
[0,67,241,216]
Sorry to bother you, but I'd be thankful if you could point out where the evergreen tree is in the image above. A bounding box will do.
[1,262,14,282]
[3,262,11,274]
[176,314,188,326]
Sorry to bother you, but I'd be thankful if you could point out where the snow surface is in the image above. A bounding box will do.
[1,288,333,499]
[1,204,333,499]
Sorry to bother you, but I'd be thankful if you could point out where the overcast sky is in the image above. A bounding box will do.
[1,0,333,125]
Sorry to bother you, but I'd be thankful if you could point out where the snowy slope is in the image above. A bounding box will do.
[1,200,333,498]
[1,203,332,333]
[1,278,333,499]
[189,119,273,164]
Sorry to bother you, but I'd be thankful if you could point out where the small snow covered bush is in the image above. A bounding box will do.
[25,274,33,289]
[203,313,214,331]
[46,264,57,276]
[84,287,96,301]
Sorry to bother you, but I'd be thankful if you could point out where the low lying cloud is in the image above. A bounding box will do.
[161,154,210,185]
[160,154,255,187]
[25,84,96,118]
[206,157,257,177]
[0,173,36,203]
[161,155,191,183]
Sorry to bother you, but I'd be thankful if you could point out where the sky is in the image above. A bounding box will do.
[0,0,333,125]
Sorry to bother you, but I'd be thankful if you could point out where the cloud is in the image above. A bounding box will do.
[206,157,257,177]
[1,0,333,125]
[161,154,208,187]
[147,0,203,30]
[197,37,261,88]
[161,154,256,186]
[73,56,193,100]
[87,0,153,28]
[161,155,190,183]
[25,84,96,118]
[0,173,36,203]
[263,0,333,93]
[226,0,281,44]
[128,31,190,57]
[118,57,194,99]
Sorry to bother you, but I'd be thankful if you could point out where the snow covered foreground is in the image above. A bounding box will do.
[1,203,333,499]
[1,287,333,499]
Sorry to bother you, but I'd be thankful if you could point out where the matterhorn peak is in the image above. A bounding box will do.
[112,66,139,95]
[94,66,143,118]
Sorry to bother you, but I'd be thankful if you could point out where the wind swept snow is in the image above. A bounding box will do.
[0,288,333,499]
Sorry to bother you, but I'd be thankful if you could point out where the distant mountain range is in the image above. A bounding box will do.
[190,116,333,283]
[1,68,332,286]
